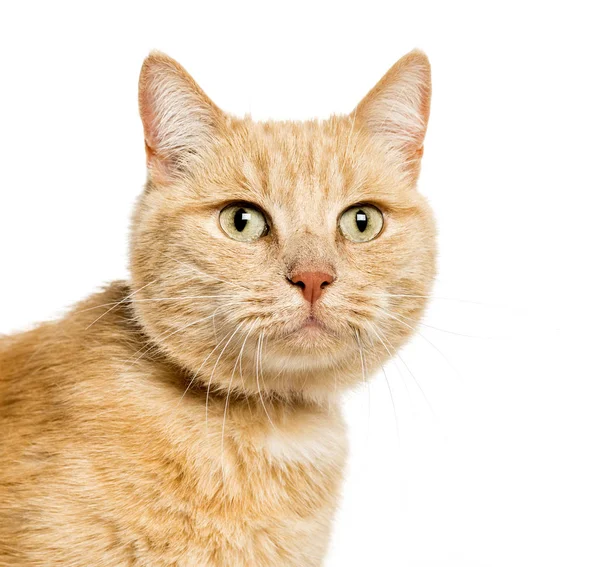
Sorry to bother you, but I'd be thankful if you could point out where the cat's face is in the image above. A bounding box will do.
[130,51,435,402]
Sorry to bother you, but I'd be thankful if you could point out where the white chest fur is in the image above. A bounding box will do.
[259,408,347,466]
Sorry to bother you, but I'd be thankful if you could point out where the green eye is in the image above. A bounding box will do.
[339,205,384,242]
[219,204,269,242]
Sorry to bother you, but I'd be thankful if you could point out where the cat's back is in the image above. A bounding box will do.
[0,282,155,564]
[0,281,138,409]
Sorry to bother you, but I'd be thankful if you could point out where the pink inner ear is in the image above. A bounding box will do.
[354,51,431,164]
[139,88,160,158]
[138,59,223,185]
[140,99,172,184]
[138,80,181,184]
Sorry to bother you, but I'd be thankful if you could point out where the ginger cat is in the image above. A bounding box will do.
[0,50,435,566]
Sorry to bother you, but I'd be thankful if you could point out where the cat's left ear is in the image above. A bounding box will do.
[354,50,431,166]
[138,51,225,184]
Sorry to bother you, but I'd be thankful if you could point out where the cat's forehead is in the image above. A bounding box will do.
[234,118,387,211]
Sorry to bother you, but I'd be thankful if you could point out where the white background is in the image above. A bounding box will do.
[1,2,599,566]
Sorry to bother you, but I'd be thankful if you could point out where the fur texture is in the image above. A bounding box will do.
[0,50,435,566]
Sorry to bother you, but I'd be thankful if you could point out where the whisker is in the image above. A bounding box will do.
[162,252,251,291]
[124,302,237,370]
[399,313,495,339]
[366,321,412,402]
[398,311,502,340]
[396,350,437,421]
[131,295,238,302]
[221,320,257,481]
[353,328,370,433]
[380,364,402,450]
[354,328,368,392]
[367,320,437,419]
[367,321,437,419]
[205,322,244,426]
[84,279,157,329]
[362,319,403,439]
[366,321,410,398]
[78,294,239,313]
[373,291,504,308]
[259,334,270,396]
[169,318,244,420]
[255,331,275,428]
[170,366,202,418]
[382,309,462,381]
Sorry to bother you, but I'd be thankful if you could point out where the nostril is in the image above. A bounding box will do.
[288,276,306,290]
[319,273,335,290]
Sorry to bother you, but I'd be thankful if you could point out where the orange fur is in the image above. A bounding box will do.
[0,50,435,566]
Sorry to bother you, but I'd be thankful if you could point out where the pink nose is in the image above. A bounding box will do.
[289,271,335,305]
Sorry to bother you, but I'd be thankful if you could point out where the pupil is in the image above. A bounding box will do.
[356,210,368,232]
[234,208,249,232]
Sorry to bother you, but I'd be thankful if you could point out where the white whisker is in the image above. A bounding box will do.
[374,291,502,308]
[354,328,370,432]
[383,309,461,381]
[85,279,157,329]
[367,319,436,419]
[380,364,402,449]
[221,320,257,482]
[366,321,412,401]
[255,331,275,428]
[124,302,237,370]
[132,295,238,302]
[162,252,251,291]
[205,322,244,426]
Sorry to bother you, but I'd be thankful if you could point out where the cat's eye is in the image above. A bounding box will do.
[219,204,269,242]
[339,205,384,242]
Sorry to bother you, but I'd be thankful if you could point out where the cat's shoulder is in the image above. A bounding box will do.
[0,281,152,400]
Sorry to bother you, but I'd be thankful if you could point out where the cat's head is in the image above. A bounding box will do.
[129,51,435,403]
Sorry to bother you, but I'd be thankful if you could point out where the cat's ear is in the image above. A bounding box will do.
[138,51,225,183]
[354,50,431,166]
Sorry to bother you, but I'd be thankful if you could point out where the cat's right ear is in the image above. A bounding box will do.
[353,50,431,173]
[138,51,225,184]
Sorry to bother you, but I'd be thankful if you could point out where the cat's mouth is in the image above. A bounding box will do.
[272,315,332,346]
[290,314,337,342]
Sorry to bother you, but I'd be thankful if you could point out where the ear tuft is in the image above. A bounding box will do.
[354,50,431,164]
[138,51,224,181]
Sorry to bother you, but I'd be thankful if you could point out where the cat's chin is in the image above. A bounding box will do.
[260,324,350,374]
[260,347,346,375]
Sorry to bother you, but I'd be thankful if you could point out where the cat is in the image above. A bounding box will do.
[0,49,435,566]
